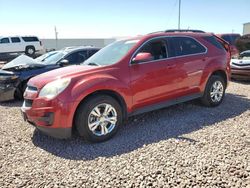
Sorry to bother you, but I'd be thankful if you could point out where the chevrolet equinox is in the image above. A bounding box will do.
[21,31,231,142]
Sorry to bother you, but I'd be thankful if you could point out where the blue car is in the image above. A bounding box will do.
[0,46,100,102]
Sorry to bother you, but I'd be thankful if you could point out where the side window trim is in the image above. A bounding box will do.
[130,36,208,66]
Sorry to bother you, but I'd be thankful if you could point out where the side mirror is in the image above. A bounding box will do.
[59,59,69,66]
[132,52,154,64]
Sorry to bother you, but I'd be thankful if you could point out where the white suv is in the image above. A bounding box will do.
[0,36,44,56]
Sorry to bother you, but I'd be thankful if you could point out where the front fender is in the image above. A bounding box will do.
[58,74,132,120]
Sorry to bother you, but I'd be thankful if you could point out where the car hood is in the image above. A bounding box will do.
[28,65,99,89]
[2,54,45,71]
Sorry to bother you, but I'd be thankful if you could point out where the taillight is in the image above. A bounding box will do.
[40,41,42,46]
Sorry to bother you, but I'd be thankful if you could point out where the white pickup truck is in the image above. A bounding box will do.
[0,36,44,57]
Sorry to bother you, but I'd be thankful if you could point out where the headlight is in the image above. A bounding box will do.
[0,75,18,81]
[39,78,71,99]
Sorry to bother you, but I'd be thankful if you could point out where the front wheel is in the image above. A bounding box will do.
[200,75,226,107]
[75,95,123,142]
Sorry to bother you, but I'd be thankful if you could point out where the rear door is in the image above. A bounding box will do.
[168,36,207,94]
[11,37,22,52]
[0,38,12,53]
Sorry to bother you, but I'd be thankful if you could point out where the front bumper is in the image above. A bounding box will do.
[231,68,250,80]
[21,96,76,139]
[0,83,16,102]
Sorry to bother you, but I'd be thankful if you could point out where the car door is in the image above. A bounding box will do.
[10,37,22,52]
[168,36,207,95]
[0,38,11,53]
[130,38,180,109]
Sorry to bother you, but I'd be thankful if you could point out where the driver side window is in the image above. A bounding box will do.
[137,39,167,61]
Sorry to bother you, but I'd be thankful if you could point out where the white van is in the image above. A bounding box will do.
[0,36,44,56]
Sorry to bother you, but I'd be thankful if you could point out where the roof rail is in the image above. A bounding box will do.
[148,31,164,35]
[165,29,205,33]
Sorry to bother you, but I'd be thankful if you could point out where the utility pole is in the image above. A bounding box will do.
[55,26,58,50]
[178,0,181,29]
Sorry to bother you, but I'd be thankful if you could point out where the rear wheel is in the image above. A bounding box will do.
[200,75,226,107]
[75,95,123,142]
[25,46,35,57]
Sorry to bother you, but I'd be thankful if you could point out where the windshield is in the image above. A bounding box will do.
[36,51,58,62]
[36,51,65,65]
[84,39,139,66]
[239,52,250,60]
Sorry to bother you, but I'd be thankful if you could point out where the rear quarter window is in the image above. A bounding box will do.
[22,37,39,42]
[203,36,225,51]
[172,37,206,56]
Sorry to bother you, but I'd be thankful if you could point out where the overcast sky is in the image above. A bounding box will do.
[0,0,249,39]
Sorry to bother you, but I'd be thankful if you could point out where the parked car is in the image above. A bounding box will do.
[0,36,44,56]
[230,50,250,80]
[216,33,241,57]
[21,31,231,142]
[0,46,100,102]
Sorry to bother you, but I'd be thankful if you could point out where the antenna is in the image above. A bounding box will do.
[178,0,181,29]
[55,26,58,49]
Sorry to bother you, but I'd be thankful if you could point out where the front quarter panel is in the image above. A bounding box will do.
[57,69,133,126]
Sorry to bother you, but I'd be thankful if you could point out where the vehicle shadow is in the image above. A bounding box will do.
[231,80,250,85]
[0,100,23,107]
[32,93,250,160]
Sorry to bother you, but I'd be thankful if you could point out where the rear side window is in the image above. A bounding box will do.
[203,36,225,50]
[172,37,206,56]
[22,37,39,42]
[0,38,10,43]
[11,37,21,43]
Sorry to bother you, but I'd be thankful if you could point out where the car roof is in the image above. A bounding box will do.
[143,31,212,40]
[62,46,100,53]
[120,30,212,41]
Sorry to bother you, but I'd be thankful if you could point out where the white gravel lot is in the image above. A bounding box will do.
[0,81,249,187]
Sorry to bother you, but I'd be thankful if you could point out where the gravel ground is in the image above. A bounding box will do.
[0,81,249,188]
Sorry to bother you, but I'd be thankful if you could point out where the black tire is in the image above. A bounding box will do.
[200,75,226,107]
[25,46,35,56]
[75,95,123,142]
[14,81,28,100]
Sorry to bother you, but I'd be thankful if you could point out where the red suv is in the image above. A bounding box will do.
[21,31,231,142]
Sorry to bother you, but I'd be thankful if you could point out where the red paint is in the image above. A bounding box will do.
[22,32,231,133]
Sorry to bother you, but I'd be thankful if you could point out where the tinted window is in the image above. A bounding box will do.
[203,36,225,50]
[137,39,167,61]
[22,37,39,42]
[88,49,99,57]
[11,37,21,43]
[172,37,206,56]
[65,51,88,64]
[0,38,10,43]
